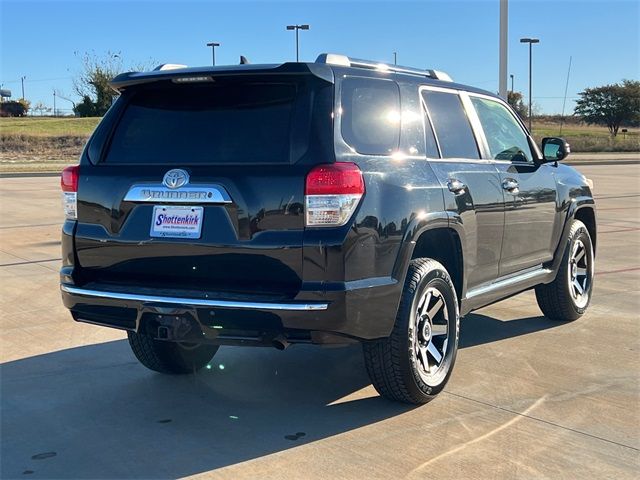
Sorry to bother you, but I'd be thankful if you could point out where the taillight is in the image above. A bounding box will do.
[60,165,79,220]
[305,163,364,227]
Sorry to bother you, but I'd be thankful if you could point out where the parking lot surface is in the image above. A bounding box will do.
[1,164,638,479]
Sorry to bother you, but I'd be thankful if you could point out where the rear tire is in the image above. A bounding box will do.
[127,332,219,374]
[363,258,460,404]
[535,219,594,321]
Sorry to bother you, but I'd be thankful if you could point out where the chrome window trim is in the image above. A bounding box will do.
[61,285,329,311]
[459,91,492,159]
[123,184,233,204]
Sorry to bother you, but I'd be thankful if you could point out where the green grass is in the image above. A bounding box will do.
[533,124,639,139]
[532,122,639,152]
[0,117,101,136]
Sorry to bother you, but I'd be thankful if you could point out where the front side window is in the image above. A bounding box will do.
[471,97,534,163]
[340,77,401,155]
[422,90,480,159]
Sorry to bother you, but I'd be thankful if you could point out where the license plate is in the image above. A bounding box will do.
[150,206,204,239]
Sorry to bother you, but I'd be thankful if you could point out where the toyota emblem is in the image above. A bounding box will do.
[162,169,190,189]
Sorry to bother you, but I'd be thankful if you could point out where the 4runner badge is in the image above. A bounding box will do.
[162,169,190,189]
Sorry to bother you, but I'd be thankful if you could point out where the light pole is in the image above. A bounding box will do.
[393,52,397,65]
[286,24,309,62]
[498,0,508,99]
[510,74,514,94]
[520,37,539,132]
[20,76,26,99]
[53,90,56,117]
[206,42,220,66]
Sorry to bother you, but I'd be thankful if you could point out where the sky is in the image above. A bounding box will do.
[1,0,638,115]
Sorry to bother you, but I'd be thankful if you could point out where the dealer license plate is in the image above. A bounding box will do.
[150,206,204,239]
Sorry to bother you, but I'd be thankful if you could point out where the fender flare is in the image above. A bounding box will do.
[390,211,467,304]
[549,197,596,276]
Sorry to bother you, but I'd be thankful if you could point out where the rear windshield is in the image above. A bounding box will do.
[104,82,297,164]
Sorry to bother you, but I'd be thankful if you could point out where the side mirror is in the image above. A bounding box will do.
[541,137,570,162]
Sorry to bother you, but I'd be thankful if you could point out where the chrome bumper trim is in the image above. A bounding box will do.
[61,285,329,311]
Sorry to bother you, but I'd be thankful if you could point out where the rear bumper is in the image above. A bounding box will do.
[60,276,401,344]
[61,285,328,311]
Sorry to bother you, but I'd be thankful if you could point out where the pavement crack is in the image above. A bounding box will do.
[443,390,639,452]
[0,258,61,267]
[0,222,61,229]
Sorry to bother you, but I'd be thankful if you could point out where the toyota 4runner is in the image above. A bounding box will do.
[60,54,596,404]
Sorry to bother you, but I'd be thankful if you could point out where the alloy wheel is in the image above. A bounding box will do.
[568,239,592,308]
[413,287,449,383]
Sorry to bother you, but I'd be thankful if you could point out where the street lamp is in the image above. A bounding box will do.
[206,42,220,66]
[20,76,26,100]
[520,37,539,132]
[510,74,514,94]
[286,24,309,62]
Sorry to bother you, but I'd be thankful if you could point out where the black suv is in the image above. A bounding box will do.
[60,54,596,404]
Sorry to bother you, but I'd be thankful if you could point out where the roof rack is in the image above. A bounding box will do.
[315,53,453,82]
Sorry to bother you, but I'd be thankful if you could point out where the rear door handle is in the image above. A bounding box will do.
[502,178,519,194]
[447,179,467,195]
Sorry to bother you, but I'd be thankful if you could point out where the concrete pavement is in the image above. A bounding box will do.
[1,165,638,479]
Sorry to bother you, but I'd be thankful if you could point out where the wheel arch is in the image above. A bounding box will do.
[410,228,464,303]
[574,205,597,255]
[550,198,596,275]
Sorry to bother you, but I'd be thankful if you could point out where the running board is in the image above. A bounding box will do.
[465,267,552,300]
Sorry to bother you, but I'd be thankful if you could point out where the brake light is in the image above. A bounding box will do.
[60,165,79,219]
[305,163,364,227]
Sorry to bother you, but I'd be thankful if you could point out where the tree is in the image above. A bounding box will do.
[574,80,640,136]
[72,51,122,117]
[0,100,29,117]
[72,51,155,117]
[32,101,51,116]
[507,91,528,119]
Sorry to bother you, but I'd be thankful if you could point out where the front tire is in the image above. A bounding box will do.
[535,219,594,321]
[363,258,460,404]
[128,332,219,374]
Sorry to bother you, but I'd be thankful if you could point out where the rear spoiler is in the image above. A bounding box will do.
[109,62,334,92]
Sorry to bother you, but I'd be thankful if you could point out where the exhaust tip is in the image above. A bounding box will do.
[272,335,290,350]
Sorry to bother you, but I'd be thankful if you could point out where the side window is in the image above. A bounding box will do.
[421,90,480,159]
[471,97,534,163]
[341,77,400,155]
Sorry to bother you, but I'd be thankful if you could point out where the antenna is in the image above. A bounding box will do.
[559,56,572,136]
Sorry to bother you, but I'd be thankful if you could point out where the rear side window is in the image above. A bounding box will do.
[422,90,480,159]
[104,83,297,164]
[341,78,400,155]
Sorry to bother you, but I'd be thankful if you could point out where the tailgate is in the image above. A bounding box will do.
[74,74,333,298]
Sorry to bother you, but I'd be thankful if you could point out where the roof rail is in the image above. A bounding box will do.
[315,53,453,82]
[153,63,188,71]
